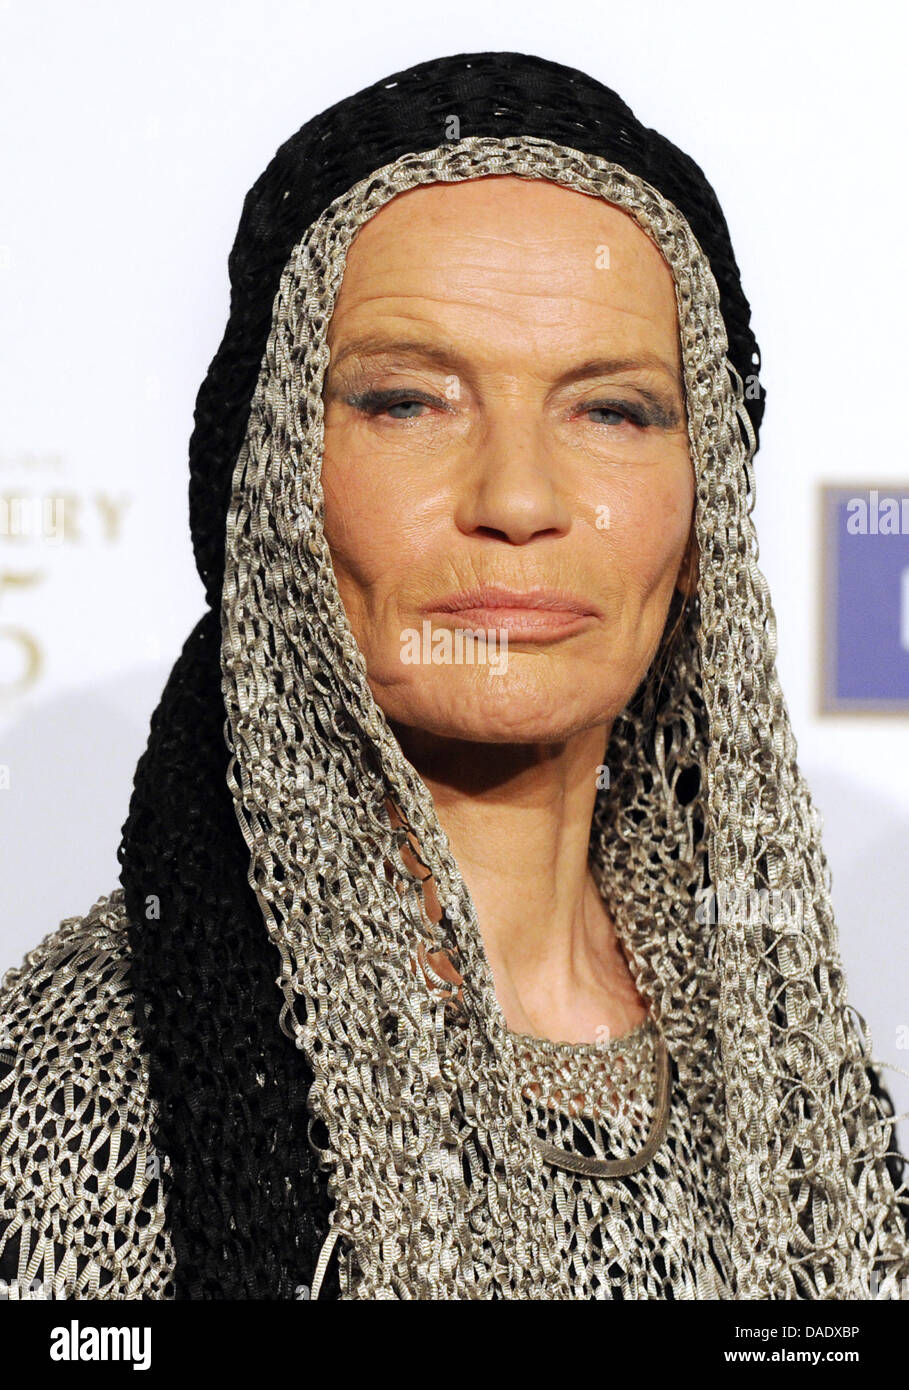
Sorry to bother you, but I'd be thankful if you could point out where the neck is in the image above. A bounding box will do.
[390,721,647,1043]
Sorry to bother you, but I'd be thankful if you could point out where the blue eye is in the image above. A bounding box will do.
[345,389,442,418]
[585,402,647,427]
[385,399,429,419]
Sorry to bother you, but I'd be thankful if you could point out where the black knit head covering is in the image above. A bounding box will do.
[118,50,767,1300]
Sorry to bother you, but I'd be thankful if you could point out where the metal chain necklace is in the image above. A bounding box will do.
[524,1027,672,1179]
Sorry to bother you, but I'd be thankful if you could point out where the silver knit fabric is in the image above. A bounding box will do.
[511,1019,735,1298]
[2,135,908,1300]
[0,893,173,1299]
[0,901,725,1301]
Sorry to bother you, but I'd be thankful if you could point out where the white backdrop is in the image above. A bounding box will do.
[1,0,907,1153]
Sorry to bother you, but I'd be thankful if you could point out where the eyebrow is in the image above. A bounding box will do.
[326,334,685,429]
[327,335,681,391]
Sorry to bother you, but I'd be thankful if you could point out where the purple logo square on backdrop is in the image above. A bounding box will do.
[821,485,909,712]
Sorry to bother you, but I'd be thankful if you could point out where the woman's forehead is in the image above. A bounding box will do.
[326,173,680,365]
[340,172,672,280]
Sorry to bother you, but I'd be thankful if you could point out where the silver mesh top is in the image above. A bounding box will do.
[511,1019,735,1298]
[0,893,728,1300]
[0,893,174,1299]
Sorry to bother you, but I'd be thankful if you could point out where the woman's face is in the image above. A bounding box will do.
[321,175,694,745]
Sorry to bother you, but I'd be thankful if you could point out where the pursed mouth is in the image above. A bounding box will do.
[420,607,597,641]
[426,586,602,620]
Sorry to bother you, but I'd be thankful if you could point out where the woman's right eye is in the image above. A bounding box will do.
[382,398,430,419]
[345,389,443,419]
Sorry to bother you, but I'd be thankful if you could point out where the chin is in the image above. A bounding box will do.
[380,672,618,746]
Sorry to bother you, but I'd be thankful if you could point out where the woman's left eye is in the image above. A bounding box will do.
[583,402,645,427]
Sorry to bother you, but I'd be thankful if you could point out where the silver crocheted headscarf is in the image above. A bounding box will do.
[219,134,909,1299]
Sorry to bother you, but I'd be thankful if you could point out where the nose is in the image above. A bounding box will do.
[453,406,573,545]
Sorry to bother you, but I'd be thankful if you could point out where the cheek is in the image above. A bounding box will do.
[322,423,451,594]
[601,465,693,599]
[321,439,398,588]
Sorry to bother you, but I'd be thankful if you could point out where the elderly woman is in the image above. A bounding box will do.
[1,50,907,1302]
